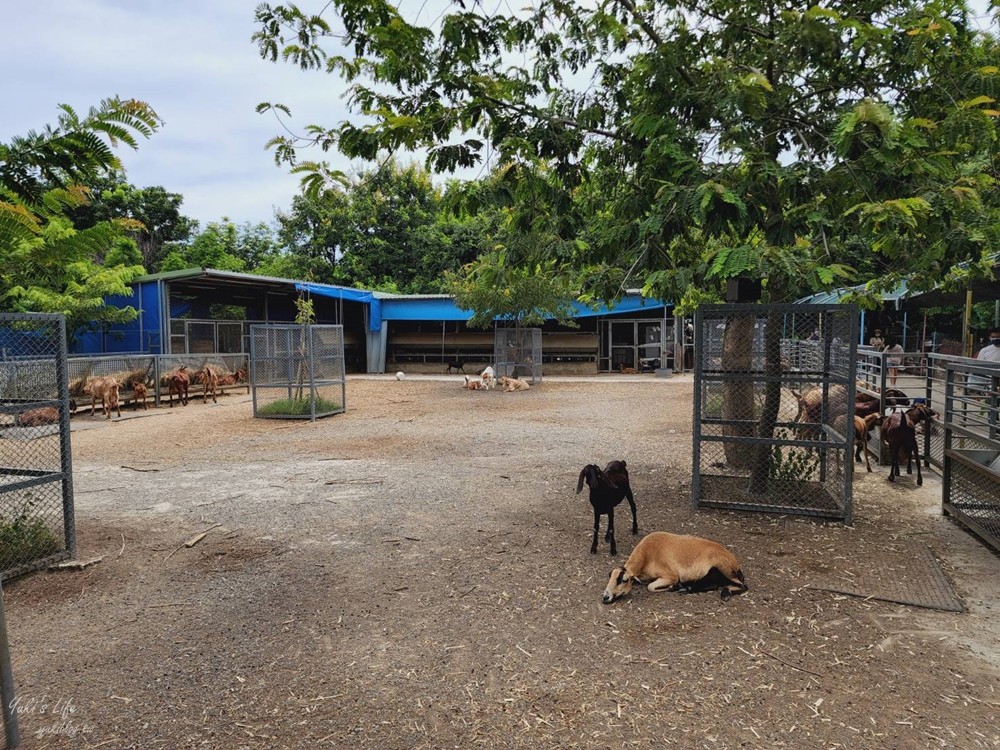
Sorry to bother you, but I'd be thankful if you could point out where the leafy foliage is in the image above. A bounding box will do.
[252,0,1000,306]
[0,99,161,333]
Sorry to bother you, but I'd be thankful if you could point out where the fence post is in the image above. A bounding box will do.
[924,354,935,466]
[942,366,955,517]
[0,584,19,749]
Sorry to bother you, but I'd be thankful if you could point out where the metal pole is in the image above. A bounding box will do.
[965,289,974,357]
[0,584,20,749]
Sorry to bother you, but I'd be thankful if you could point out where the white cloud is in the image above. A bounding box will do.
[2,0,357,226]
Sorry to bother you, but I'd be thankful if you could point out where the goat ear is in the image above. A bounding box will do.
[576,469,587,494]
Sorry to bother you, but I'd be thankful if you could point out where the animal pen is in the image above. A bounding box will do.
[0,313,75,581]
[940,357,1000,553]
[692,304,857,522]
[494,326,542,384]
[249,324,346,420]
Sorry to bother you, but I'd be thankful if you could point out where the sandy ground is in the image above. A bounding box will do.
[3,374,1000,749]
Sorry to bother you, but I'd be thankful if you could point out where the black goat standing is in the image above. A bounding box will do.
[446,359,466,374]
[576,460,638,556]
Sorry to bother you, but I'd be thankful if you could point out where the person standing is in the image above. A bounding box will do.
[977,328,1000,365]
[884,338,904,386]
[970,327,1000,395]
[869,328,885,351]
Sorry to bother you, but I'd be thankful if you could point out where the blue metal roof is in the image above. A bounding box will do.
[297,283,669,330]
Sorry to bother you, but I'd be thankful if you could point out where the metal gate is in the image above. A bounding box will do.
[692,304,857,522]
[494,327,542,384]
[0,313,75,580]
[941,358,1000,552]
[250,324,346,420]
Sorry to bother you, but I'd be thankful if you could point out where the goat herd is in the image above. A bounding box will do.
[10,365,249,427]
[448,362,532,392]
[792,381,938,487]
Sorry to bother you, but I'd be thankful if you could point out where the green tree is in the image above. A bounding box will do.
[67,175,196,271]
[275,160,483,291]
[253,1,998,301]
[0,98,161,334]
[254,0,999,492]
[161,219,280,273]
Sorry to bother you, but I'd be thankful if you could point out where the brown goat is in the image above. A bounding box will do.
[132,382,148,410]
[193,365,219,404]
[881,404,936,486]
[84,376,121,419]
[216,368,246,387]
[168,367,190,407]
[15,406,59,427]
[853,412,883,473]
[791,384,848,438]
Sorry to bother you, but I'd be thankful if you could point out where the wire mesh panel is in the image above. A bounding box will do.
[0,314,75,580]
[250,324,346,420]
[693,304,857,522]
[67,355,157,413]
[941,359,1000,552]
[157,354,249,405]
[853,348,935,468]
[494,327,542,384]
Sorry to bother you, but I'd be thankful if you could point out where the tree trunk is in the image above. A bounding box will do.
[721,313,756,469]
[749,309,783,494]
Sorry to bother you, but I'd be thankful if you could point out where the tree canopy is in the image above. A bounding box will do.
[0,98,162,335]
[253,0,1000,309]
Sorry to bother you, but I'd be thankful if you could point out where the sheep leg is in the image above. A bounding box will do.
[647,575,680,593]
[858,439,873,473]
[591,509,601,554]
[913,441,923,486]
[625,488,638,535]
[606,509,617,557]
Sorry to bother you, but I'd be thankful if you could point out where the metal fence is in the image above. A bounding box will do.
[494,327,542,384]
[938,358,1000,552]
[693,304,857,522]
[250,324,346,420]
[0,314,75,580]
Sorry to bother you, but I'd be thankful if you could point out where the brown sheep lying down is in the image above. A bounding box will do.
[15,406,59,427]
[500,376,530,392]
[602,531,747,603]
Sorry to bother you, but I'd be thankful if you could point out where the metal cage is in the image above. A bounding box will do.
[941,358,1000,552]
[692,304,857,522]
[493,327,542,384]
[0,313,75,580]
[250,324,346,420]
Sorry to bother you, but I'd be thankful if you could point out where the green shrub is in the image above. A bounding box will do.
[0,516,62,567]
[769,428,819,481]
[257,397,342,416]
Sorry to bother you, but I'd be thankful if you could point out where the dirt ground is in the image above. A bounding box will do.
[5,375,1000,749]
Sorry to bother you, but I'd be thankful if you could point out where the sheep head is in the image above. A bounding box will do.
[602,567,635,604]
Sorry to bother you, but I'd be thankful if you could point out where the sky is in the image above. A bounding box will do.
[2,1,997,229]
[2,0,361,227]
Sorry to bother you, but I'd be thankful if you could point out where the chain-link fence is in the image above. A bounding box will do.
[0,314,75,580]
[157,354,249,406]
[853,348,934,468]
[67,354,156,413]
[940,358,1000,552]
[693,304,857,522]
[494,327,542,384]
[250,324,346,420]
